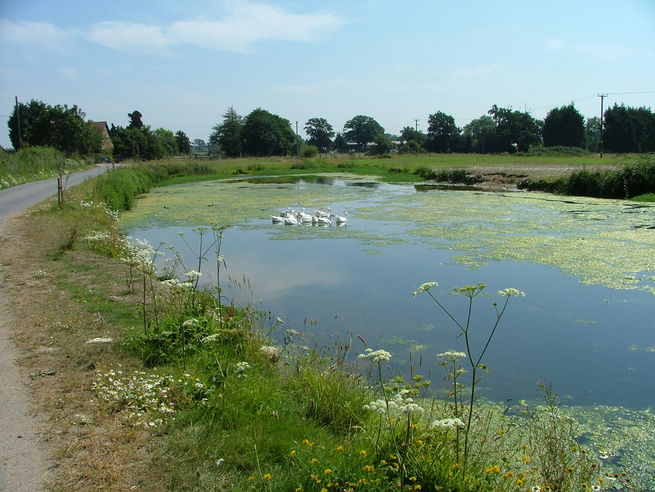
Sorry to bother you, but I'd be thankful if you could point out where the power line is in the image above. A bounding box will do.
[606,91,655,95]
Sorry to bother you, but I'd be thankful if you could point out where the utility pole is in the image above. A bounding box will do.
[15,96,23,150]
[597,93,607,158]
[295,120,299,158]
[414,119,419,131]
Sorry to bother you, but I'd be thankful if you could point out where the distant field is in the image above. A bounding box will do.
[151,152,632,185]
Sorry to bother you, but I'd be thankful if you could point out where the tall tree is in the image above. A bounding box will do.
[542,104,585,148]
[127,110,144,129]
[488,105,541,152]
[343,115,384,152]
[154,128,178,157]
[209,107,243,157]
[8,99,100,154]
[175,130,191,154]
[604,104,655,153]
[304,117,334,152]
[426,111,459,153]
[241,108,295,156]
[461,116,496,153]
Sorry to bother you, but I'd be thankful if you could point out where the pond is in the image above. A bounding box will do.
[120,175,655,410]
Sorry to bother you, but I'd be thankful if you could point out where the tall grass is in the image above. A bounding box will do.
[0,146,90,189]
[521,155,655,199]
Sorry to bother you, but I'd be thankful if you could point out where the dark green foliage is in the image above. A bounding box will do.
[488,105,542,153]
[209,106,243,157]
[343,115,384,152]
[367,133,394,155]
[542,104,585,148]
[175,131,191,154]
[426,111,460,153]
[304,117,335,152]
[241,108,295,156]
[414,167,483,185]
[604,104,655,153]
[8,99,101,155]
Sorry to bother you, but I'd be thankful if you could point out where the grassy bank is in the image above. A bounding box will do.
[519,155,655,200]
[1,167,642,491]
[0,146,93,189]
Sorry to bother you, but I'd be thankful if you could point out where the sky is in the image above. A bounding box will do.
[1,0,654,148]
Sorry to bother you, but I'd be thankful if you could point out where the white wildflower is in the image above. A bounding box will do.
[260,345,281,361]
[412,281,438,297]
[182,318,199,328]
[497,288,526,297]
[437,350,467,360]
[235,361,251,377]
[358,348,392,362]
[430,418,466,431]
[185,270,202,280]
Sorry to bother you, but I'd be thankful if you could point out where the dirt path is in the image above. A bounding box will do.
[0,166,111,491]
[0,216,51,491]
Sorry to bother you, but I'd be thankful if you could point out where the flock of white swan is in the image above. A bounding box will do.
[271,208,348,226]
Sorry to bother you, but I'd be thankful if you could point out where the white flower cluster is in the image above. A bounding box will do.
[437,350,467,360]
[92,368,209,428]
[430,417,466,431]
[363,389,424,416]
[122,238,158,272]
[234,361,251,377]
[497,288,526,297]
[412,281,438,297]
[82,231,111,242]
[358,348,393,362]
[184,270,203,280]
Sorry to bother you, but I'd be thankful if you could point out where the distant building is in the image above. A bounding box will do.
[90,121,113,153]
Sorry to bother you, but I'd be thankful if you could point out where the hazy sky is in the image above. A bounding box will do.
[1,0,654,148]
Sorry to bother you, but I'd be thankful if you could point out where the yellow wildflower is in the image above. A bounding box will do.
[262,473,272,480]
[310,458,319,464]
[485,465,501,473]
[336,445,345,452]
[289,450,297,457]
[359,449,368,457]
[363,465,375,471]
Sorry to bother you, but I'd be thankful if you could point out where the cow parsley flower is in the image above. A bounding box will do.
[412,281,438,297]
[430,418,466,431]
[498,288,526,297]
[358,348,392,362]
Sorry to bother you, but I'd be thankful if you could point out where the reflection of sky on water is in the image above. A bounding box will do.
[126,179,655,409]
[134,223,655,409]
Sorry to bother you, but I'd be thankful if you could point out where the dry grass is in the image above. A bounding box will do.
[0,203,164,491]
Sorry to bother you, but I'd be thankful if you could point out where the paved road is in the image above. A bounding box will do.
[0,164,113,227]
[0,164,112,491]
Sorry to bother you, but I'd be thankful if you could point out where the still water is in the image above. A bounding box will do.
[122,176,655,409]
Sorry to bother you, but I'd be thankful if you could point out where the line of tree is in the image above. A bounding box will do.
[7,98,654,158]
[109,110,192,160]
[208,103,654,158]
[8,99,101,155]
